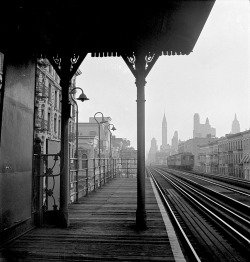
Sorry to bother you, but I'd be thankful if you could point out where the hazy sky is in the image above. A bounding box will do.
[76,0,250,154]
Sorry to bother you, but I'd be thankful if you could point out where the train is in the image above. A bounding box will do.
[167,152,194,171]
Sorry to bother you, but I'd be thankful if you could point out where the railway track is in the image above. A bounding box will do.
[183,167,250,190]
[159,167,250,218]
[147,166,250,262]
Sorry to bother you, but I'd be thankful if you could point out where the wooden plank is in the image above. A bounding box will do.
[0,178,177,261]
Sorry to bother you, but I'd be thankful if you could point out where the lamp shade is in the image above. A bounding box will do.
[77,92,89,102]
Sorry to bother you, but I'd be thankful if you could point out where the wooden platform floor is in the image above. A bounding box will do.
[0,177,180,261]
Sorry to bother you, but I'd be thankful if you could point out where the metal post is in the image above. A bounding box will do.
[93,158,96,191]
[75,104,79,202]
[69,87,89,202]
[104,158,106,184]
[94,112,107,188]
[98,124,101,188]
[110,132,112,158]
[98,123,101,162]
[135,55,147,230]
[127,160,129,178]
[59,76,71,227]
[107,124,116,158]
[86,158,89,196]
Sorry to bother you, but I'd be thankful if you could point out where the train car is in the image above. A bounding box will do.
[167,152,194,171]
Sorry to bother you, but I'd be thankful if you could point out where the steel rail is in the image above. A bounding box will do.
[175,169,250,198]
[166,169,250,209]
[152,167,250,246]
[162,170,250,226]
[147,168,201,262]
[189,169,250,187]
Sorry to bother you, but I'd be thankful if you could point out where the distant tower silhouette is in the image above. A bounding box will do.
[171,131,178,152]
[162,113,167,150]
[193,113,216,138]
[231,114,240,134]
[205,117,209,125]
[148,138,158,163]
[193,113,200,138]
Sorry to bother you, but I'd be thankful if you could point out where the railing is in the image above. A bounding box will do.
[33,153,61,226]
[69,157,137,203]
[33,153,138,224]
[118,158,137,178]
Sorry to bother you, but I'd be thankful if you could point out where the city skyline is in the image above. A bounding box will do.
[153,112,244,148]
[76,0,250,153]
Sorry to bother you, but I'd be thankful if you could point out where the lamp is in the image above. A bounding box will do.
[107,124,116,158]
[77,92,89,102]
[94,112,108,159]
[69,86,89,202]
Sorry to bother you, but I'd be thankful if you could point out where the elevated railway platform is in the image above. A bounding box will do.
[0,177,185,261]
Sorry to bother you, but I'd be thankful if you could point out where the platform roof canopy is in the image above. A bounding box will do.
[0,1,215,57]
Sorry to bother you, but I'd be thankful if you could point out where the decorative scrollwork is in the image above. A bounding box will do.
[42,153,61,211]
[127,52,136,70]
[53,54,61,70]
[70,54,80,72]
[71,54,79,65]
[145,52,155,70]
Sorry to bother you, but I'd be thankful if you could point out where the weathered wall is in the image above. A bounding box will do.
[0,55,35,244]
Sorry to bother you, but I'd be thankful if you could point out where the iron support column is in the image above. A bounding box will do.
[59,77,71,227]
[48,53,87,228]
[135,61,147,230]
[122,51,158,230]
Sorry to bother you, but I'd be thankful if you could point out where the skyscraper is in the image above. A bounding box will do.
[193,113,216,138]
[171,131,178,153]
[148,138,158,163]
[161,113,168,150]
[231,114,240,134]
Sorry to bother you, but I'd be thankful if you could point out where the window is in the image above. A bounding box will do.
[41,109,44,120]
[55,90,58,109]
[48,112,51,132]
[54,114,57,133]
[48,83,52,102]
[58,118,61,139]
[59,93,62,111]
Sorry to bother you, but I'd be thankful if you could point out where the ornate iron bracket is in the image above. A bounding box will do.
[122,52,159,78]
[48,53,88,80]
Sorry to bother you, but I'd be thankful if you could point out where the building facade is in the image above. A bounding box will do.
[78,116,113,158]
[0,52,4,130]
[218,132,244,177]
[34,58,80,157]
[196,130,250,180]
[0,52,3,98]
[242,131,250,180]
[198,140,219,174]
